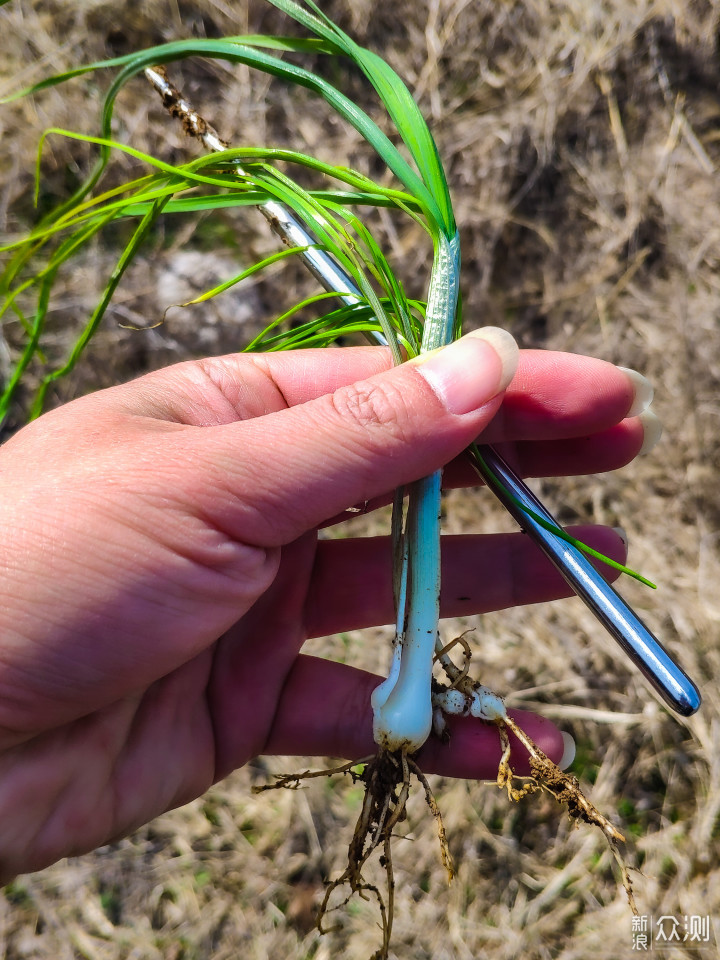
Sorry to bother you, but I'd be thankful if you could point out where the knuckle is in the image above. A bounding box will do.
[331,379,410,440]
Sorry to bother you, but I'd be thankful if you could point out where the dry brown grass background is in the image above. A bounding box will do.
[1,0,720,957]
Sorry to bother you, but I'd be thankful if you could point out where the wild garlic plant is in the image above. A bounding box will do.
[2,1,653,949]
[0,0,648,741]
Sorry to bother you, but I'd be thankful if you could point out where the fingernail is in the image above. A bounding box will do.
[612,526,628,549]
[413,327,519,416]
[617,366,654,417]
[638,409,663,455]
[559,731,576,770]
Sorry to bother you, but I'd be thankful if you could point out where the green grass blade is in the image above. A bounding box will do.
[266,0,455,236]
[243,292,347,351]
[164,245,314,314]
[29,195,171,418]
[0,268,57,424]
[120,189,420,218]
[95,40,441,228]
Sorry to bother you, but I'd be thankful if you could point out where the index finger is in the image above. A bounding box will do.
[105,347,637,441]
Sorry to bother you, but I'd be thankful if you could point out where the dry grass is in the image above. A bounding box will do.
[2,0,720,956]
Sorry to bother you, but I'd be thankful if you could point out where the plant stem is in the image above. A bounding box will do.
[372,231,460,753]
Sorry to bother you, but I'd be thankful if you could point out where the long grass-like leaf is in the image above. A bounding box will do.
[165,245,314,314]
[267,0,455,236]
[33,37,442,229]
[29,195,170,418]
[120,189,421,218]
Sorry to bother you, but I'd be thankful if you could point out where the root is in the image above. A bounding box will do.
[434,630,474,688]
[503,716,623,843]
[255,636,637,958]
[496,721,539,803]
[317,750,408,958]
[252,757,373,793]
[256,748,451,960]
[407,757,454,882]
[497,713,637,915]
[433,632,637,913]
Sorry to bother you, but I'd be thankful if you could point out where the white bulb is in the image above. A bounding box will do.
[372,630,435,753]
[469,686,506,721]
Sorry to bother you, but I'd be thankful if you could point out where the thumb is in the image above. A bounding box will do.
[191,327,518,546]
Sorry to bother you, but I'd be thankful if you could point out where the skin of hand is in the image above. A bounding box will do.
[0,328,645,881]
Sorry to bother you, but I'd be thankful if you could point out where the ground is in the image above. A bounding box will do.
[1,0,719,957]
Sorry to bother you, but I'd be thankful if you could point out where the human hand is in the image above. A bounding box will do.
[0,328,649,879]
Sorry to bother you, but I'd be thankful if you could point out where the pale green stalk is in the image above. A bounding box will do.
[372,231,460,753]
